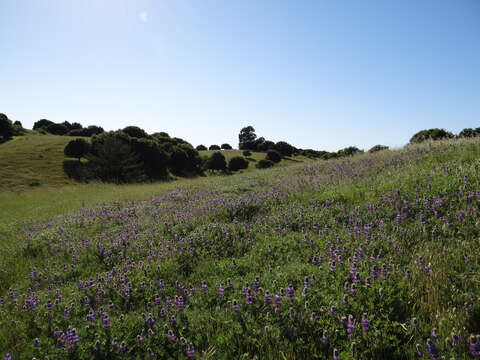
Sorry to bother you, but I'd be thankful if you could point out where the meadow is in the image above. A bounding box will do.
[0,137,479,359]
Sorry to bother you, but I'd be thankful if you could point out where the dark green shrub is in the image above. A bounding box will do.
[337,146,363,157]
[64,138,91,161]
[0,113,14,141]
[33,119,54,130]
[196,145,207,151]
[256,159,274,169]
[228,156,249,171]
[458,127,480,138]
[368,144,389,153]
[123,126,149,138]
[205,152,227,171]
[266,150,282,163]
[45,123,69,135]
[275,141,296,156]
[209,144,221,150]
[242,150,252,157]
[221,143,233,150]
[409,128,454,143]
[131,138,169,178]
[257,140,275,152]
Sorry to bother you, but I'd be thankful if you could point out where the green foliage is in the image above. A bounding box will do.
[238,126,257,150]
[32,119,54,130]
[206,151,227,171]
[256,158,274,168]
[228,156,249,171]
[458,127,480,138]
[86,135,146,183]
[368,144,389,153]
[196,144,208,151]
[122,125,149,138]
[257,139,275,152]
[242,150,252,157]
[0,113,14,141]
[209,144,221,150]
[266,149,282,163]
[64,138,91,160]
[409,128,454,143]
[337,146,363,157]
[131,138,169,179]
[45,122,69,135]
[275,141,296,156]
[221,143,233,150]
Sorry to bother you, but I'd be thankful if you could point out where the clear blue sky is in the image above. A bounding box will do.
[1,0,479,151]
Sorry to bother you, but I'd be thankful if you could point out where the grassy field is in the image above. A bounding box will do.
[1,138,479,359]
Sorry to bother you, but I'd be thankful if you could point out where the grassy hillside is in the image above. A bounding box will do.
[0,135,81,191]
[1,138,480,359]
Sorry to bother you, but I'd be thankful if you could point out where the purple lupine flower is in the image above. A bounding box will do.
[264,291,272,305]
[252,277,261,292]
[166,297,173,309]
[33,338,41,348]
[361,313,369,332]
[242,283,249,295]
[286,284,295,299]
[170,315,177,326]
[470,335,480,358]
[167,330,177,342]
[87,310,96,324]
[371,265,378,280]
[119,341,126,353]
[108,302,115,311]
[380,264,388,279]
[321,330,329,345]
[3,353,12,360]
[103,315,110,329]
[346,315,355,339]
[431,328,438,339]
[145,314,155,326]
[342,295,348,305]
[301,287,308,297]
[415,343,423,357]
[186,344,195,358]
[274,295,281,313]
[200,282,208,294]
[424,263,432,276]
[137,335,145,345]
[426,338,440,360]
[451,333,462,346]
[245,291,253,305]
[218,284,225,299]
[64,327,80,348]
[154,294,162,306]
[176,296,185,310]
[231,300,240,312]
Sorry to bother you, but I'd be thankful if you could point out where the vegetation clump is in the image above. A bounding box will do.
[228,156,249,171]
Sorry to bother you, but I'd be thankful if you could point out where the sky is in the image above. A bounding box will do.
[1,0,479,151]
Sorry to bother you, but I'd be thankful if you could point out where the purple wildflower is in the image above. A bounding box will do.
[470,335,480,358]
[361,313,369,332]
[426,338,440,360]
[231,300,240,312]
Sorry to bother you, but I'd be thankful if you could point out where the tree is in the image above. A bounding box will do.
[337,146,363,157]
[239,126,257,150]
[409,128,454,144]
[196,145,208,151]
[131,138,169,179]
[228,156,249,171]
[209,144,221,150]
[266,150,282,163]
[87,135,145,183]
[275,141,296,157]
[221,143,233,150]
[123,126,148,139]
[368,145,389,153]
[45,123,68,135]
[242,150,252,157]
[85,125,104,136]
[205,152,226,171]
[0,113,14,141]
[257,140,275,152]
[33,119,54,130]
[64,138,91,161]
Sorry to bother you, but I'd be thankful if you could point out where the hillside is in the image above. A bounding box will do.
[0,135,80,191]
[1,138,479,359]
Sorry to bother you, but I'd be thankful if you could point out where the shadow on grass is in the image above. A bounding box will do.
[63,160,90,182]
[246,157,257,162]
[283,156,303,162]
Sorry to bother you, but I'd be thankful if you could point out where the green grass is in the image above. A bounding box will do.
[0,135,84,191]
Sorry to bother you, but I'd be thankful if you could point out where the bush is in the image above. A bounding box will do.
[87,135,145,183]
[337,146,363,157]
[123,126,149,139]
[256,159,274,169]
[368,144,389,153]
[257,140,275,152]
[228,156,249,171]
[242,150,252,157]
[45,123,69,135]
[221,143,233,150]
[275,141,296,156]
[131,138,169,179]
[410,128,454,143]
[64,138,91,161]
[205,152,227,171]
[266,150,282,163]
[33,119,54,130]
[0,113,14,141]
[196,145,208,151]
[458,128,480,138]
[209,145,221,150]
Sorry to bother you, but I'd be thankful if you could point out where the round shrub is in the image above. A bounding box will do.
[209,144,221,150]
[45,123,69,135]
[221,143,233,150]
[368,145,389,153]
[64,138,91,161]
[0,113,14,141]
[242,150,252,157]
[196,145,208,151]
[228,156,249,171]
[409,128,454,144]
[266,150,282,163]
[205,151,226,171]
[256,159,274,169]
[33,119,54,130]
[122,126,149,139]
